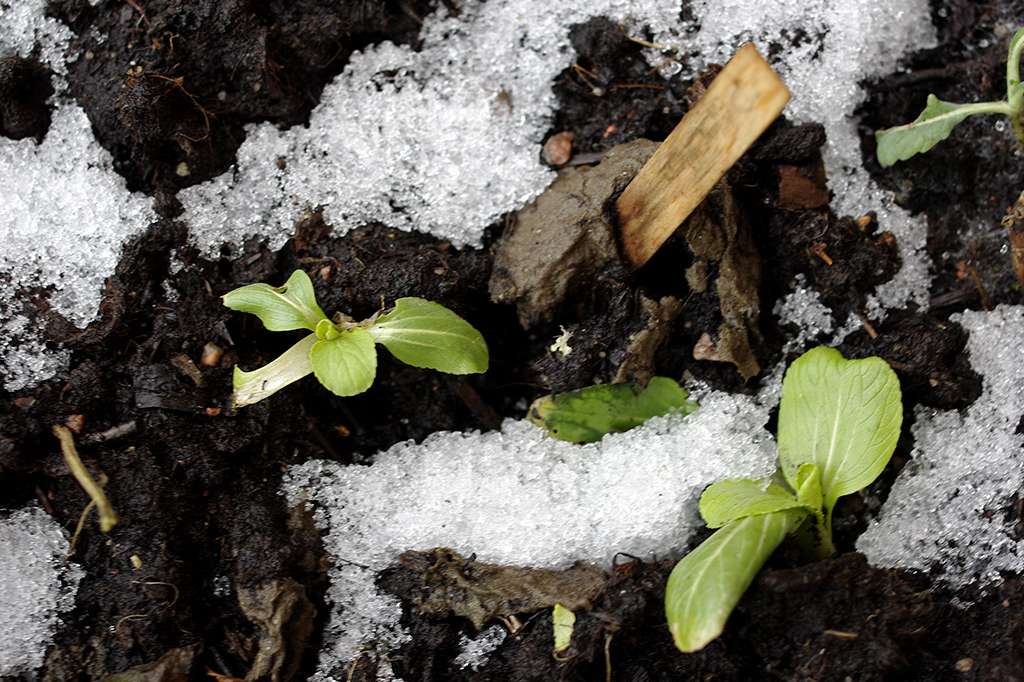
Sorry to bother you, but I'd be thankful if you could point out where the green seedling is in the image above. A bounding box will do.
[665,347,902,652]
[876,26,1024,166]
[223,269,488,407]
[528,376,699,443]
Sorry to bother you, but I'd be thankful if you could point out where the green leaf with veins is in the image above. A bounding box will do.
[777,347,902,524]
[367,297,488,374]
[222,269,327,332]
[665,509,805,653]
[310,327,377,397]
[527,376,698,443]
[231,333,317,408]
[699,478,814,529]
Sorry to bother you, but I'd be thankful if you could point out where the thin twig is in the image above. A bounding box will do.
[52,425,119,532]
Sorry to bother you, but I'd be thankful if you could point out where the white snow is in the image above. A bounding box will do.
[0,103,155,389]
[0,0,73,80]
[178,1,686,255]
[858,305,1024,588]
[283,393,777,675]
[0,507,83,678]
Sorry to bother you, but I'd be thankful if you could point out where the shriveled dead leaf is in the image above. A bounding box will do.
[681,179,762,379]
[102,644,202,682]
[237,578,315,682]
[401,548,608,629]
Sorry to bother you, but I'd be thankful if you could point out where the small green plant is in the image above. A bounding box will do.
[223,269,488,407]
[664,347,902,652]
[875,26,1024,167]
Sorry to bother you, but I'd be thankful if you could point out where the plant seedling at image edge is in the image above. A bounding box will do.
[875,26,1024,166]
[222,269,488,407]
[665,347,902,652]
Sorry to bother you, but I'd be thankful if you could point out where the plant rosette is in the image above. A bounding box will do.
[222,269,488,407]
[665,347,902,652]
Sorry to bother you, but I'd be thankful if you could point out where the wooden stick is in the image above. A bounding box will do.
[617,44,790,268]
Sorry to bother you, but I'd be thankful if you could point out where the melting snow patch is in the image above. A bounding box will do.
[858,305,1024,587]
[283,392,776,677]
[0,506,83,678]
[0,103,154,389]
[179,0,686,256]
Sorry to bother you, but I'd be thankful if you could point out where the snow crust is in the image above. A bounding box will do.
[0,104,154,389]
[858,305,1024,587]
[0,507,83,677]
[179,0,684,255]
[283,394,777,674]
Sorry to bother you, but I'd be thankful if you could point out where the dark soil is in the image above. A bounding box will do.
[2,1,1024,681]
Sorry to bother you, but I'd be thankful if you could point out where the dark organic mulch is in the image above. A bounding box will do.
[2,1,1024,681]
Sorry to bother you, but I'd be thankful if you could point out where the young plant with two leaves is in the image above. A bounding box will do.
[875,26,1024,166]
[222,269,488,407]
[665,346,902,652]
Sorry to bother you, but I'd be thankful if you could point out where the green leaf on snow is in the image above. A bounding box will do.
[527,376,698,444]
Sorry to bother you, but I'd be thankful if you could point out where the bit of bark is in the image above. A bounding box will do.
[680,180,763,380]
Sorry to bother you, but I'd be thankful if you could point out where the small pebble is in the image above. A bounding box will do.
[541,131,574,165]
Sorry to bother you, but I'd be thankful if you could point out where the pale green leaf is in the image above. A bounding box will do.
[875,96,1010,167]
[699,479,810,529]
[367,298,488,374]
[309,327,377,397]
[231,333,316,408]
[552,603,575,654]
[793,462,823,517]
[222,269,327,332]
[527,377,699,443]
[665,510,803,653]
[777,347,902,519]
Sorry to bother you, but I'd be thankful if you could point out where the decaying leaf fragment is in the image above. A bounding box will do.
[400,548,607,630]
[237,578,316,682]
[681,179,763,379]
[489,139,658,329]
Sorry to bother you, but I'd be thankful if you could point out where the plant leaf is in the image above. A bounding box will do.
[875,95,998,167]
[309,327,377,397]
[665,510,803,653]
[222,269,327,332]
[527,377,699,443]
[699,478,811,529]
[367,298,488,374]
[552,603,575,655]
[777,347,902,519]
[231,333,317,408]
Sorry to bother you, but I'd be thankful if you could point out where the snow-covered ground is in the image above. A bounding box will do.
[6,0,1024,678]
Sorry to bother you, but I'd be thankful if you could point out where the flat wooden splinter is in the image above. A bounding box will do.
[616,43,791,269]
